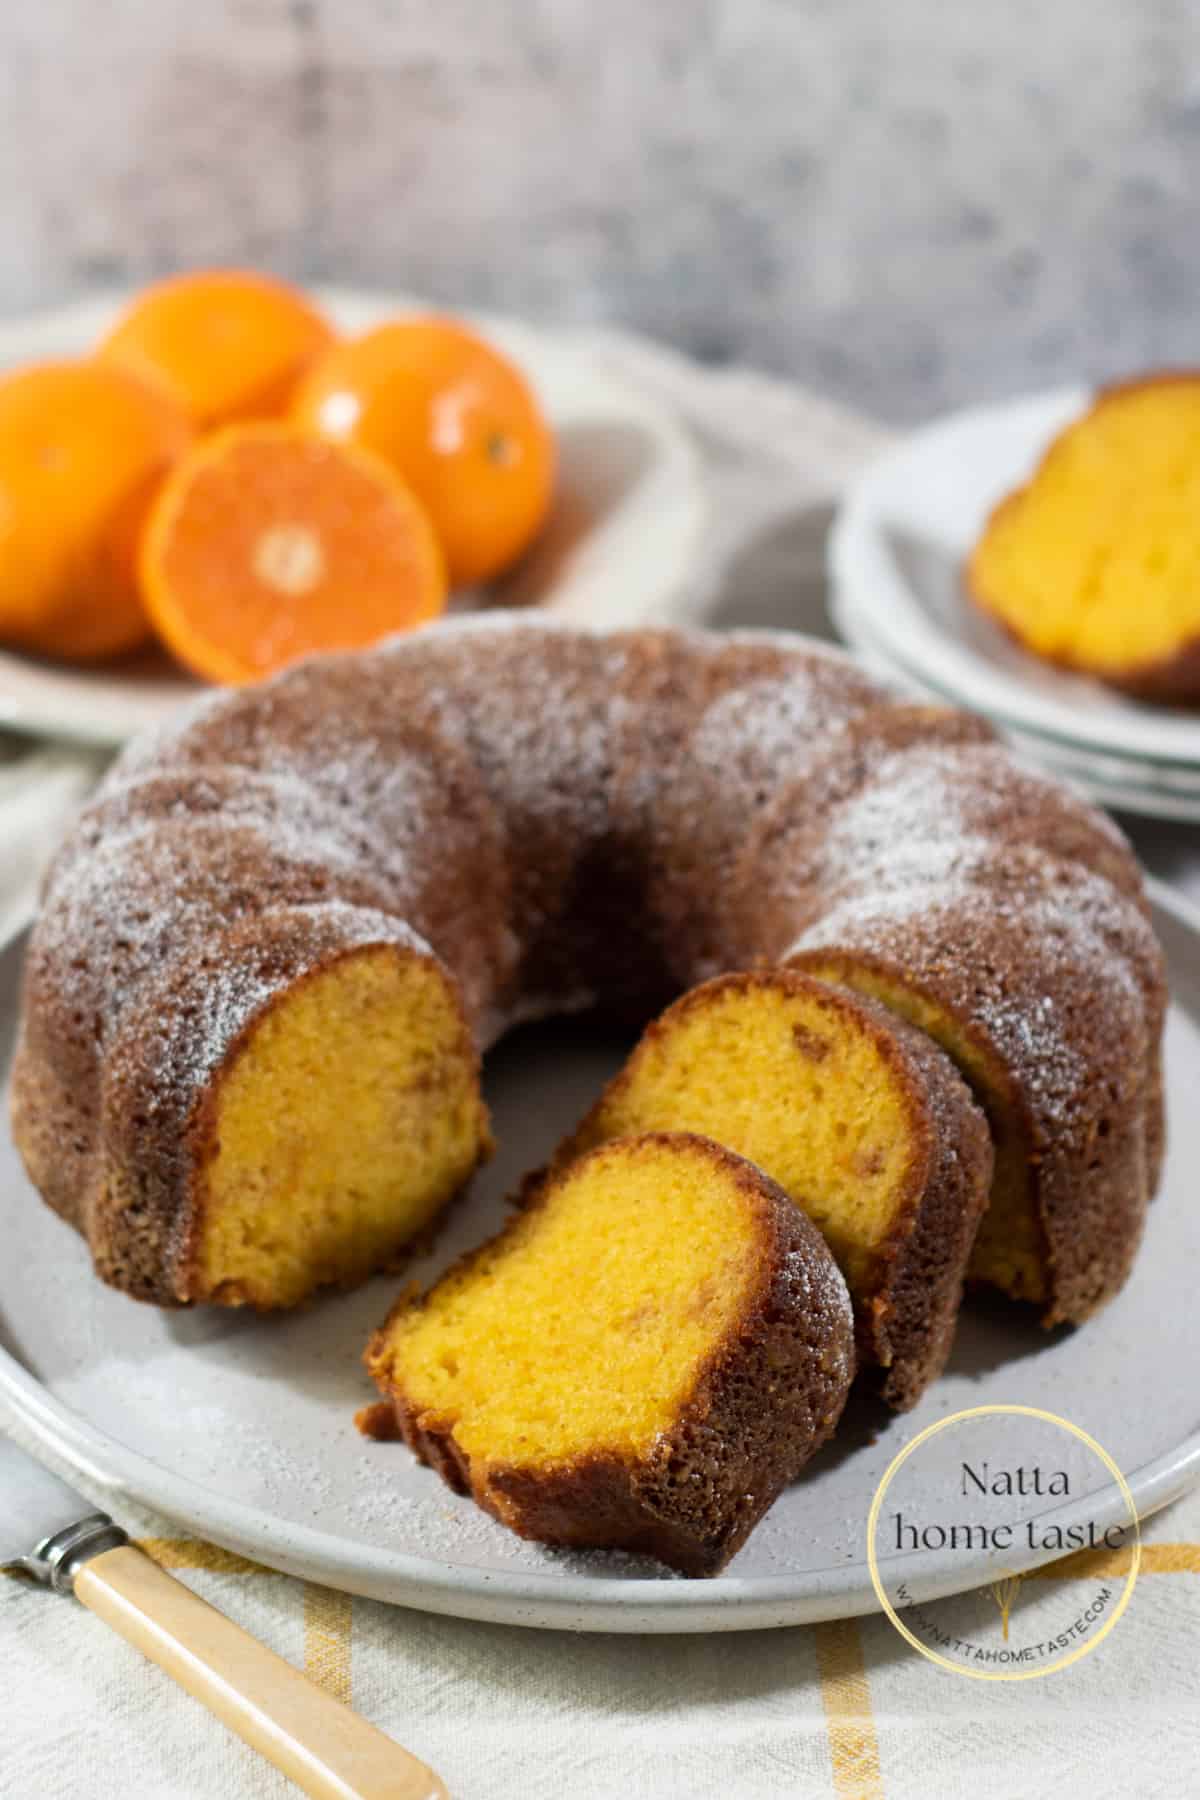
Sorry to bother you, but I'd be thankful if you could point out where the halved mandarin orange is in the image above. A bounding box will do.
[291,316,555,586]
[0,358,191,661]
[98,270,335,430]
[139,423,447,685]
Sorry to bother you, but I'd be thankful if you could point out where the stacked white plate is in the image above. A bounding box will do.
[829,388,1200,822]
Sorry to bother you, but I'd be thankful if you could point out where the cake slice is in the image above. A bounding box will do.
[562,972,993,1409]
[361,1132,854,1576]
[968,375,1200,703]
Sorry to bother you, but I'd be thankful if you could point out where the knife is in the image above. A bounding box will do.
[1,1434,448,1799]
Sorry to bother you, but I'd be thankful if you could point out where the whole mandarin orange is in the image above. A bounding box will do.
[98,270,335,430]
[0,359,191,661]
[292,316,555,587]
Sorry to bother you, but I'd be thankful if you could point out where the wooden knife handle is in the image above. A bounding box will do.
[74,1544,448,1800]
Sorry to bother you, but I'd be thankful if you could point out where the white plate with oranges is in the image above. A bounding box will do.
[0,278,704,747]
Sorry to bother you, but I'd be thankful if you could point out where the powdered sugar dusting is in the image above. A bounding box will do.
[789,846,1158,1135]
[374,624,639,861]
[101,685,231,791]
[781,1238,856,1394]
[151,902,430,1103]
[686,667,880,799]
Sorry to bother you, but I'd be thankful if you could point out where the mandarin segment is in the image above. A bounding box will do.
[292,316,555,586]
[139,422,447,684]
[98,269,335,430]
[0,358,190,661]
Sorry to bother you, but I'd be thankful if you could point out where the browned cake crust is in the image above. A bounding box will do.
[350,620,646,1014]
[362,1133,855,1577]
[607,631,886,987]
[735,708,1151,930]
[856,1002,994,1407]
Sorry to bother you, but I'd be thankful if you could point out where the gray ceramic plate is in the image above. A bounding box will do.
[2,888,1199,1633]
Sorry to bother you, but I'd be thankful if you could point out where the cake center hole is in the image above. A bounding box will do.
[253,524,326,597]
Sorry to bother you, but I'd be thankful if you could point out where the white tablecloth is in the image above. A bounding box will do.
[4,326,1200,1800]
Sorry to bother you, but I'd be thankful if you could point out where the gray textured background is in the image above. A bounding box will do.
[3,1,1200,421]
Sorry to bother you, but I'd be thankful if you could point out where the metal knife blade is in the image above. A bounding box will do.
[0,1434,127,1586]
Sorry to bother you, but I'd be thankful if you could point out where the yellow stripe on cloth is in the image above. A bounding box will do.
[814,1617,883,1799]
[137,1540,353,1704]
[304,1583,353,1704]
[137,1537,266,1575]
[1028,1541,1200,1580]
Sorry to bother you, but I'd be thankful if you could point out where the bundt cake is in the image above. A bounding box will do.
[360,1132,855,1576]
[558,972,993,1410]
[968,376,1200,705]
[9,619,1165,1332]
